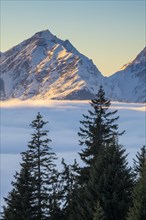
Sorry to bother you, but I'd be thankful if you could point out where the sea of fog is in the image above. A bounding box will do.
[0,100,145,209]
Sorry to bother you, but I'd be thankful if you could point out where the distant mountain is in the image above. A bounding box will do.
[0,30,145,102]
[0,30,104,100]
[106,47,146,102]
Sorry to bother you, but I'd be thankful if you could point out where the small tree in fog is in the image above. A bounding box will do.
[2,113,59,220]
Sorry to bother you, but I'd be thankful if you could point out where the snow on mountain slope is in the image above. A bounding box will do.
[106,47,146,102]
[0,30,145,102]
[0,30,104,100]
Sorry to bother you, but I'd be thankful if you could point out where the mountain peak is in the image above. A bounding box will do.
[32,29,55,41]
[133,46,146,64]
[118,47,146,71]
[108,46,146,102]
[0,29,103,101]
[0,29,145,102]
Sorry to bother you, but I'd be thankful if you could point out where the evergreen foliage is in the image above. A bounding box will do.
[79,138,133,220]
[2,113,59,220]
[27,112,58,219]
[60,159,80,220]
[78,86,124,183]
[127,146,146,220]
[2,100,144,220]
[93,201,105,220]
[71,86,131,220]
[48,169,63,220]
[2,152,36,220]
[134,145,146,177]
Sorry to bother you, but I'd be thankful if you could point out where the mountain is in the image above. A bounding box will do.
[0,30,104,100]
[0,30,145,102]
[106,47,146,102]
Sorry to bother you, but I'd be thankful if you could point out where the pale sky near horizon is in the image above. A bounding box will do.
[1,0,145,76]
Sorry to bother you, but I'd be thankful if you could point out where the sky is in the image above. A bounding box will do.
[0,0,145,76]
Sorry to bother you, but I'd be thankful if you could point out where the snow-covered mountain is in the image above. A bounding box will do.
[0,30,145,102]
[0,30,104,100]
[106,47,146,102]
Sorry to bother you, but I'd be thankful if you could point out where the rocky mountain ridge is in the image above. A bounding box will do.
[0,30,145,102]
[106,47,146,102]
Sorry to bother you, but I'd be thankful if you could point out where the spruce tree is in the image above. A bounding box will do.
[79,138,133,220]
[93,201,105,220]
[73,86,128,220]
[26,112,58,219]
[78,86,124,183]
[60,159,80,220]
[48,169,63,220]
[134,145,146,177]
[2,113,59,220]
[2,152,36,220]
[127,146,146,220]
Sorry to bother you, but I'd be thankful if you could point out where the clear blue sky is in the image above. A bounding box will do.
[1,0,145,76]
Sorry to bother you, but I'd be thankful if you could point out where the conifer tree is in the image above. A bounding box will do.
[2,113,59,220]
[26,112,58,219]
[2,152,36,220]
[134,145,146,177]
[78,86,124,183]
[93,201,105,220]
[127,146,146,220]
[60,159,80,220]
[79,138,133,220]
[73,86,128,220]
[48,169,63,220]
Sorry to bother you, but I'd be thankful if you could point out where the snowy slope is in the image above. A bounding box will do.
[0,30,104,100]
[0,30,145,102]
[106,47,146,102]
